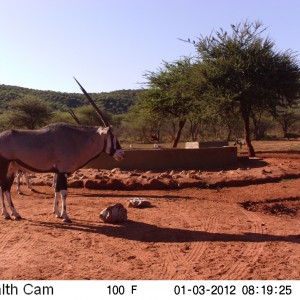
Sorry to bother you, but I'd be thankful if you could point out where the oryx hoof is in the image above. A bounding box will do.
[14,215,22,221]
[3,214,11,220]
[53,211,61,218]
[63,218,72,223]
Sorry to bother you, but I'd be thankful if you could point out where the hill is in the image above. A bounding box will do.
[0,84,141,114]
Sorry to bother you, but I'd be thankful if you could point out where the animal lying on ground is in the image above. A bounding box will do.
[0,123,124,222]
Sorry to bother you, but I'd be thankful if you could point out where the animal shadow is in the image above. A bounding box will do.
[36,219,300,244]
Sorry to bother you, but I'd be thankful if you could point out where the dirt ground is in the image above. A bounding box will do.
[0,152,299,280]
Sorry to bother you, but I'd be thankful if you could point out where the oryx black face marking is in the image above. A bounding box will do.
[102,127,124,161]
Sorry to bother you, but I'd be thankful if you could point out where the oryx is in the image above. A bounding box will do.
[0,78,124,222]
[15,170,33,194]
[0,123,124,222]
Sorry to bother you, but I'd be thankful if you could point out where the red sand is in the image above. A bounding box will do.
[0,153,299,280]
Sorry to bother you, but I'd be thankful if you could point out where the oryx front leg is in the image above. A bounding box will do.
[60,190,70,223]
[53,191,60,218]
[0,189,10,220]
[55,173,71,223]
[52,173,57,189]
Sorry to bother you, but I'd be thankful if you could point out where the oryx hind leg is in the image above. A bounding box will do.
[4,190,21,220]
[3,174,21,220]
[0,158,21,220]
[0,188,10,219]
[54,173,70,223]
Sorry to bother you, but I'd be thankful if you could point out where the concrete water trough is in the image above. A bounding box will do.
[85,146,237,171]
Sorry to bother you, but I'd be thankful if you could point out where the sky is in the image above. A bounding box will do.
[0,0,300,93]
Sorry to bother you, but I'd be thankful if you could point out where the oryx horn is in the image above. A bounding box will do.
[73,77,109,127]
[68,108,82,125]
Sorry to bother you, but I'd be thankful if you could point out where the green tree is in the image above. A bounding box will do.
[271,104,300,136]
[74,105,112,126]
[50,111,76,125]
[250,107,273,140]
[195,20,300,156]
[120,104,163,143]
[4,96,53,129]
[141,58,200,147]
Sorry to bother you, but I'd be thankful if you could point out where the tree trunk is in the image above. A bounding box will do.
[251,114,259,140]
[190,123,198,141]
[172,119,186,148]
[282,119,289,136]
[226,126,232,142]
[241,106,256,157]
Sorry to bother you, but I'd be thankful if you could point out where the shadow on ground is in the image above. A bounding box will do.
[34,219,300,244]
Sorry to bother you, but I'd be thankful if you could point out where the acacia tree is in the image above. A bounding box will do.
[74,105,112,126]
[271,105,300,136]
[141,58,200,147]
[195,20,300,156]
[121,105,163,142]
[5,96,53,129]
[250,107,273,140]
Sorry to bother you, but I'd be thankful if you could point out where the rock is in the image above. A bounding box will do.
[94,174,103,180]
[99,203,127,223]
[127,198,152,208]
[123,178,138,190]
[188,172,201,179]
[46,180,54,187]
[129,172,141,177]
[84,179,103,189]
[188,170,197,175]
[33,180,44,186]
[111,168,121,173]
[68,180,84,188]
[158,172,172,179]
[147,178,169,189]
[107,178,126,189]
